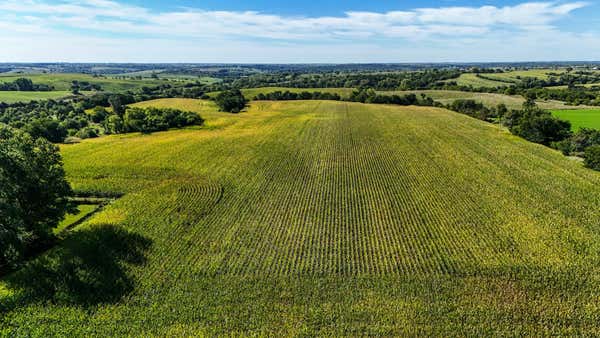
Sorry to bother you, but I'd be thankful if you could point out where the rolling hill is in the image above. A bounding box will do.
[2,100,600,336]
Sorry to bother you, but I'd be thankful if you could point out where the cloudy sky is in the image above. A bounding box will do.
[0,0,598,63]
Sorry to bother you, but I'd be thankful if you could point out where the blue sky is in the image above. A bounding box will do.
[0,0,598,63]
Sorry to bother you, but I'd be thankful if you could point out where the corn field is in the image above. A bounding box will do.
[2,99,600,336]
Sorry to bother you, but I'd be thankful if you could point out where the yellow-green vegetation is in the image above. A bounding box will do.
[380,89,584,110]
[488,69,562,81]
[53,204,99,235]
[0,73,171,92]
[450,73,509,87]
[0,91,76,103]
[552,109,600,131]
[451,69,565,87]
[129,98,218,114]
[2,100,600,335]
[547,83,600,90]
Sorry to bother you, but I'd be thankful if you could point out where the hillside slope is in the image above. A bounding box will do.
[2,100,600,336]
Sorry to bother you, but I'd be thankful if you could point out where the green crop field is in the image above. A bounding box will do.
[552,109,600,130]
[450,73,510,87]
[450,69,566,88]
[111,71,221,83]
[0,73,171,92]
[380,89,584,110]
[547,83,600,90]
[0,91,76,103]
[2,100,600,336]
[489,69,562,81]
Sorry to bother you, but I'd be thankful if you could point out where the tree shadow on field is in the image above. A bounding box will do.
[0,224,151,310]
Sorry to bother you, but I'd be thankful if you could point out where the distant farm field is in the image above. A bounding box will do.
[0,73,171,92]
[450,69,566,88]
[375,89,583,110]
[552,109,600,130]
[547,83,600,90]
[450,73,512,87]
[0,91,75,103]
[211,87,583,111]
[111,70,221,83]
[2,100,600,335]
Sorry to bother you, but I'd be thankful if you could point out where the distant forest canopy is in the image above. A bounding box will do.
[1,62,599,76]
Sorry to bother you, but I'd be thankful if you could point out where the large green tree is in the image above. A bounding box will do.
[214,89,247,113]
[0,124,72,270]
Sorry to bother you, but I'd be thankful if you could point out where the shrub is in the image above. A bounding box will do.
[75,127,99,139]
[584,145,600,171]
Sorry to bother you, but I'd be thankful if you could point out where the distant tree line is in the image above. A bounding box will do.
[229,69,461,91]
[252,89,439,107]
[254,91,341,101]
[347,89,438,106]
[0,78,53,91]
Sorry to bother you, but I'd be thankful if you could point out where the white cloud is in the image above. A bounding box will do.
[0,0,587,40]
[0,0,594,62]
[415,2,587,26]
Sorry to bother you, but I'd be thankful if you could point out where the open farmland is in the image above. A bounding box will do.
[485,69,562,81]
[2,100,600,335]
[111,70,221,83]
[450,69,565,87]
[0,73,172,92]
[0,91,76,103]
[552,109,600,130]
[450,73,512,87]
[211,87,585,110]
[380,89,586,110]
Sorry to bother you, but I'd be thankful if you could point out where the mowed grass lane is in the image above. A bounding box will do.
[449,69,566,88]
[0,73,172,92]
[552,109,600,131]
[0,91,77,103]
[2,100,600,336]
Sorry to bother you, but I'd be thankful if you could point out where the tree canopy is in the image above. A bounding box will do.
[215,89,247,113]
[0,124,72,271]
